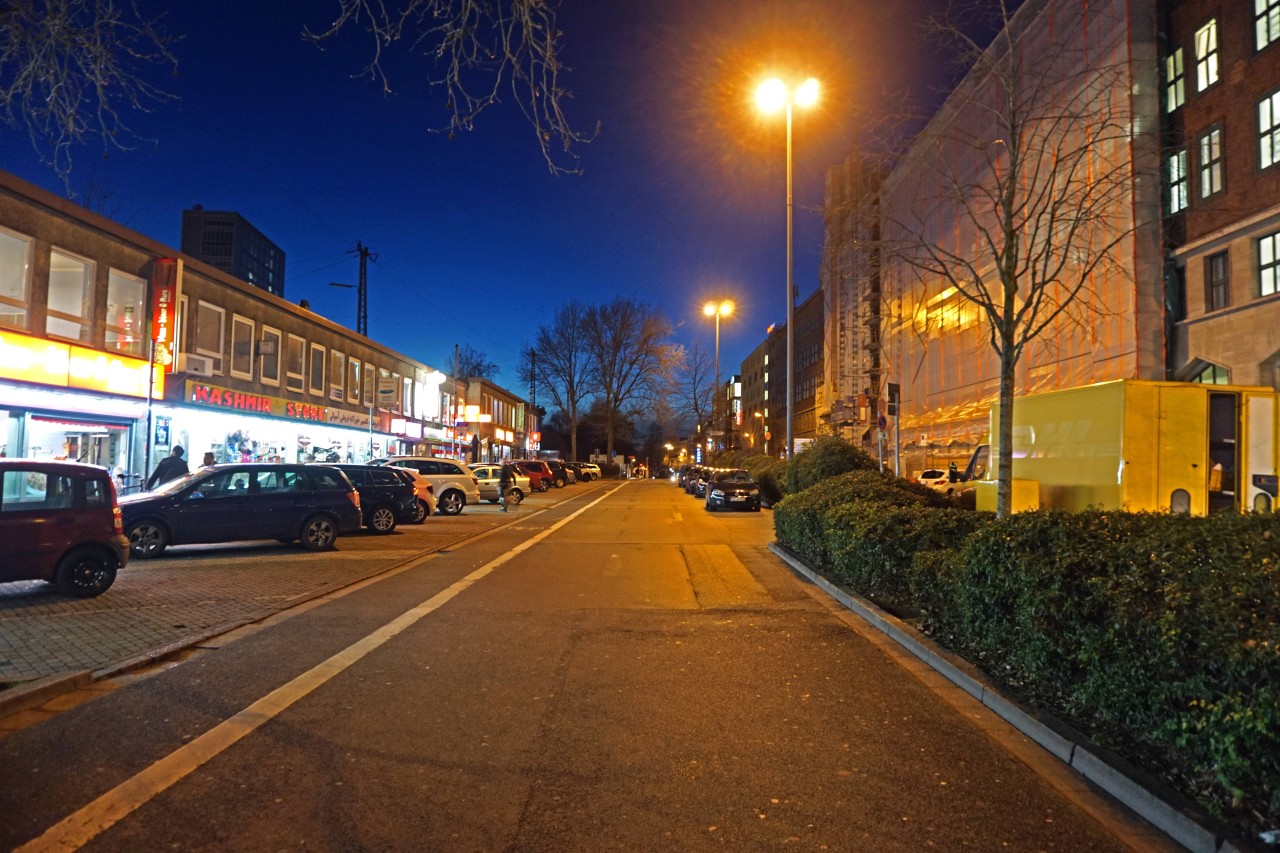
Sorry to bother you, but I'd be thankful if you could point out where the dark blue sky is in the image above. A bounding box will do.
[6,0,956,387]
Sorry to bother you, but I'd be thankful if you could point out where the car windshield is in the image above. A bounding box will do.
[147,470,204,496]
[715,470,754,484]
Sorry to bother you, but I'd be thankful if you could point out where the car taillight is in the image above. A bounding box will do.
[112,506,124,534]
[346,490,361,510]
[471,476,479,485]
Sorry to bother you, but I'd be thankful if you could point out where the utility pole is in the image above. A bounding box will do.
[354,241,373,337]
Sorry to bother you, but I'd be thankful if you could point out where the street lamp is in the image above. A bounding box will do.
[703,300,734,451]
[756,76,818,460]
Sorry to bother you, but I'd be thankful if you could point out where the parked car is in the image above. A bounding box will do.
[0,459,129,596]
[704,469,762,512]
[512,460,552,492]
[120,463,362,558]
[916,468,954,492]
[543,459,573,488]
[370,456,481,515]
[329,464,419,533]
[579,462,602,480]
[469,464,531,504]
[385,465,437,520]
[691,467,717,498]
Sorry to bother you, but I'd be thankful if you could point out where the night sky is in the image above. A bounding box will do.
[5,0,959,389]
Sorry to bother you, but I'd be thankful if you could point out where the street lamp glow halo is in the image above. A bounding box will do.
[796,78,820,107]
[755,78,788,112]
[719,299,734,316]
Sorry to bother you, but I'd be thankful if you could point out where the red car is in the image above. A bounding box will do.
[513,460,553,492]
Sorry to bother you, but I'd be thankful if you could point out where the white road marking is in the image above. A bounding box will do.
[16,485,625,853]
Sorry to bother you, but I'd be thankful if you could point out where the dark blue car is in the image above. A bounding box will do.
[120,463,363,558]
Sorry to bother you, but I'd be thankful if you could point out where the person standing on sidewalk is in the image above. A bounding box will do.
[146,446,189,489]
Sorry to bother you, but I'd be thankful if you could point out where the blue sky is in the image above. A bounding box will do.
[5,0,956,389]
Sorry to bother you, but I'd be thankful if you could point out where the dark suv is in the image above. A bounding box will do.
[330,464,418,533]
[120,463,362,558]
[0,460,129,596]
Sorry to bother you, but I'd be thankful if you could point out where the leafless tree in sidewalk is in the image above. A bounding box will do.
[520,301,595,462]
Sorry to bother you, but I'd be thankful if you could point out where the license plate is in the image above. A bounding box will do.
[730,495,747,502]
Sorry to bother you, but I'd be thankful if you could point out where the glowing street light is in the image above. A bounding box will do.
[756,76,819,460]
[703,299,734,450]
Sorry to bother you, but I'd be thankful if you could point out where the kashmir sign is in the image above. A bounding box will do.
[186,381,389,429]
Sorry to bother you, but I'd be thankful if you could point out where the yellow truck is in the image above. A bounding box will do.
[972,379,1279,514]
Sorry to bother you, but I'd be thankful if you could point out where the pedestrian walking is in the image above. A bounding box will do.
[201,451,217,468]
[146,446,189,489]
[499,462,517,512]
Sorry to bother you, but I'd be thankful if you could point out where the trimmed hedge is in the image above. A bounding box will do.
[775,483,1280,834]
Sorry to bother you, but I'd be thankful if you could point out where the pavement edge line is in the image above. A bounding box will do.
[768,541,1229,853]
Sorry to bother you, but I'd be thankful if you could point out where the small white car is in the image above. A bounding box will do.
[469,464,531,504]
[371,456,481,516]
[917,468,958,493]
[386,465,437,519]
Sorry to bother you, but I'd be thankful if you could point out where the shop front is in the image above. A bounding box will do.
[166,380,403,467]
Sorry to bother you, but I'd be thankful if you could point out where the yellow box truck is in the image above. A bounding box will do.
[972,380,1279,514]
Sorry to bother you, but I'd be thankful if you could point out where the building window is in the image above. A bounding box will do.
[402,375,413,415]
[260,326,282,386]
[309,343,325,396]
[194,300,225,372]
[364,365,376,407]
[1260,232,1280,296]
[0,226,32,330]
[1206,252,1230,311]
[1198,126,1224,198]
[1259,0,1280,50]
[1172,148,1187,211]
[347,357,361,403]
[1192,363,1230,384]
[1195,20,1219,91]
[230,315,254,379]
[1260,89,1280,169]
[330,351,345,401]
[47,248,94,342]
[105,269,145,356]
[286,334,305,392]
[1165,48,1186,112]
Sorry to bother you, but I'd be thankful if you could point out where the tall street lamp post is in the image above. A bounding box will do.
[703,299,734,451]
[756,76,818,460]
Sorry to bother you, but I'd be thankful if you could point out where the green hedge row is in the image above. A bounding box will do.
[774,470,1280,834]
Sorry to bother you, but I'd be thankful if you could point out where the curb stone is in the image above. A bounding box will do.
[768,542,1245,853]
[0,670,93,717]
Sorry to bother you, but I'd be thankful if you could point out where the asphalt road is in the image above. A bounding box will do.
[0,479,1164,851]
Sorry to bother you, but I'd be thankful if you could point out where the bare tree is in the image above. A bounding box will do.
[520,301,595,461]
[884,0,1153,515]
[672,340,717,440]
[455,343,499,380]
[584,299,679,460]
[305,0,596,174]
[0,0,177,189]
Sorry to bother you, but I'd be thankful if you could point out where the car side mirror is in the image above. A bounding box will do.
[187,491,205,501]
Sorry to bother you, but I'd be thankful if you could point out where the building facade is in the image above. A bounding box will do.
[181,207,286,297]
[1164,0,1280,387]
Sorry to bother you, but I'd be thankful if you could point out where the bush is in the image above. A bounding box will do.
[753,459,790,507]
[788,436,878,492]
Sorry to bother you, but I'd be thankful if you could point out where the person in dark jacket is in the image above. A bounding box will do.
[499,462,517,512]
[146,446,189,489]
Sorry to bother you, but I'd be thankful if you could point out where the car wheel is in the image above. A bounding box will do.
[437,489,465,515]
[554,476,566,488]
[300,515,338,550]
[368,505,397,534]
[55,548,117,597]
[511,488,525,504]
[705,499,716,512]
[411,499,428,523]
[127,520,169,559]
[539,481,550,492]
[752,505,761,512]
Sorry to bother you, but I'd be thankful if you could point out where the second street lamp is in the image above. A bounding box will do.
[756,76,818,460]
[703,300,734,451]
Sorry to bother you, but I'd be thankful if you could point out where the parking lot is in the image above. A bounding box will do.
[0,482,604,687]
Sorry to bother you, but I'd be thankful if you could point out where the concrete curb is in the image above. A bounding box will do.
[768,542,1239,853]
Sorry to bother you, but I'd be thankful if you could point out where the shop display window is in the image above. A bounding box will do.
[260,326,282,386]
[0,226,32,331]
[230,315,254,379]
[47,249,94,343]
[286,334,305,392]
[105,269,145,356]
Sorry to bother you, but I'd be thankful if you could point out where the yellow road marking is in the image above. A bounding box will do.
[17,485,624,853]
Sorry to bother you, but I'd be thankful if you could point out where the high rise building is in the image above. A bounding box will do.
[181,207,286,297]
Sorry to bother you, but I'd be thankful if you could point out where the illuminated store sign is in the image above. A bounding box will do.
[0,329,162,399]
[187,381,387,428]
[150,258,181,373]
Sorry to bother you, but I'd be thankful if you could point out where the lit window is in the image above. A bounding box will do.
[347,357,361,403]
[1198,127,1224,198]
[105,269,145,356]
[1195,20,1219,91]
[47,249,94,342]
[0,226,32,330]
[1165,48,1185,112]
[1258,0,1280,49]
[1206,251,1230,311]
[1259,89,1280,169]
[1260,231,1280,296]
[1191,363,1231,384]
[330,351,345,400]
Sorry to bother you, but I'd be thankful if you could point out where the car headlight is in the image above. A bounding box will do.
[710,489,724,498]
[749,489,759,496]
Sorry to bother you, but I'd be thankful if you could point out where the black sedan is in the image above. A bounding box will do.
[120,463,363,558]
[704,469,762,512]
